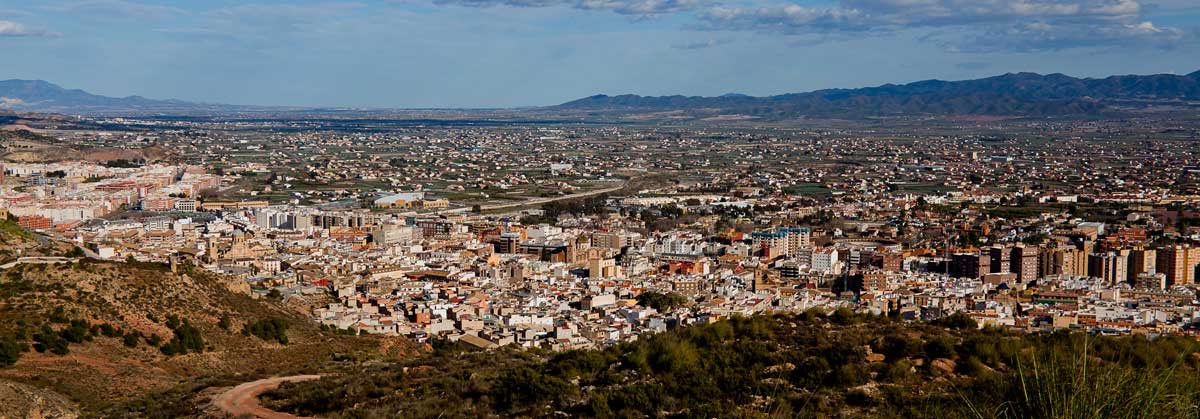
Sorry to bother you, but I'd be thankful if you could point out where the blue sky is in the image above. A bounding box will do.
[1,0,1198,108]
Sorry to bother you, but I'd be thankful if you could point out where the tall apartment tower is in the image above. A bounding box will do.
[1128,248,1156,282]
[951,253,990,279]
[989,246,1011,274]
[1088,250,1129,286]
[751,227,811,259]
[1038,247,1064,278]
[1157,245,1198,286]
[1010,245,1039,281]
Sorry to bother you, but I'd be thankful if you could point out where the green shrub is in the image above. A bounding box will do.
[933,312,977,330]
[0,336,26,367]
[243,318,289,345]
[925,336,957,360]
[59,319,92,343]
[635,291,688,312]
[830,307,859,325]
[122,332,140,348]
[33,325,69,355]
[160,320,204,356]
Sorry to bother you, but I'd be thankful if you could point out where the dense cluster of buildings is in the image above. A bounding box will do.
[11,181,1198,349]
[5,118,1200,349]
[1,162,218,229]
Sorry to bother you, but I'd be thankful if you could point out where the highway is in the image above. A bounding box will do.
[438,181,625,215]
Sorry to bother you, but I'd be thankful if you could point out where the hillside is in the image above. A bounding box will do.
[0,227,412,417]
[261,311,1200,418]
[0,127,176,164]
[556,70,1200,119]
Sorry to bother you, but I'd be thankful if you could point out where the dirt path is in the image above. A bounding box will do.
[211,375,322,419]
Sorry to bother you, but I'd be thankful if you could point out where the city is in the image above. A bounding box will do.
[4,115,1200,352]
[2,0,1200,416]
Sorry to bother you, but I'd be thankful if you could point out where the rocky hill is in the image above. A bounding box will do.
[0,226,410,417]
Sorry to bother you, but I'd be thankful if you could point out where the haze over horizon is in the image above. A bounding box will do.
[2,0,1200,108]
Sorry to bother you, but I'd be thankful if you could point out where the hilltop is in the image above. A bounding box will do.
[556,70,1200,119]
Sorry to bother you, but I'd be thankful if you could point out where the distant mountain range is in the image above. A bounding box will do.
[0,79,269,114]
[556,70,1200,119]
[4,70,1200,118]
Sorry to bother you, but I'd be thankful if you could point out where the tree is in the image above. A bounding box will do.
[636,292,688,312]
[243,318,289,344]
[0,336,25,367]
[161,319,205,356]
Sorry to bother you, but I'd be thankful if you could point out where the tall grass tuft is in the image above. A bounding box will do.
[963,334,1200,419]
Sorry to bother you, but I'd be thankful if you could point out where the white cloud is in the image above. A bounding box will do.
[697,0,1192,52]
[0,20,56,37]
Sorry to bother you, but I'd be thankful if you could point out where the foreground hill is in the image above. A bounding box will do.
[557,70,1200,119]
[262,311,1200,418]
[0,226,411,417]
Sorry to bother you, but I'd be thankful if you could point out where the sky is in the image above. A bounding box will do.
[1,0,1199,108]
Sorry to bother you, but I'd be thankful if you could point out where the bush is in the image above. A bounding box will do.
[878,334,919,360]
[924,336,957,360]
[165,314,181,331]
[48,307,70,323]
[59,319,92,343]
[830,307,860,325]
[0,336,26,367]
[831,363,870,387]
[98,323,120,337]
[490,366,575,413]
[160,320,204,356]
[933,312,977,330]
[33,325,69,355]
[123,332,140,348]
[243,318,289,344]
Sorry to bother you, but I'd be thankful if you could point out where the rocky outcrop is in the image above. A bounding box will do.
[0,379,80,419]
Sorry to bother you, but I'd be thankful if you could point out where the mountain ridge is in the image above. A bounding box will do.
[0,79,262,114]
[4,70,1200,117]
[556,69,1200,118]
